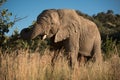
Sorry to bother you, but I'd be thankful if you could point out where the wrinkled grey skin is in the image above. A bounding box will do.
[20,9,102,68]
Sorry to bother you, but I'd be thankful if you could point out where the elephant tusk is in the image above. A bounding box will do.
[42,35,47,40]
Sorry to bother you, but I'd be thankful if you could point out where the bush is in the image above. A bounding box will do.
[102,36,120,59]
[0,9,14,46]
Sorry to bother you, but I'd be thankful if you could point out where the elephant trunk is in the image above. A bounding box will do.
[20,23,45,40]
[20,13,51,40]
[20,28,33,40]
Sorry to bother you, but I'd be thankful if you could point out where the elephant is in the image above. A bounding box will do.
[20,9,103,68]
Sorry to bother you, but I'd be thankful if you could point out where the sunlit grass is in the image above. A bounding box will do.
[0,49,120,80]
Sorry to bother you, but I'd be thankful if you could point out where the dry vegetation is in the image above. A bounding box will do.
[0,49,120,80]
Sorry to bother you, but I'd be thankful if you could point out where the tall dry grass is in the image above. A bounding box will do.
[0,49,120,80]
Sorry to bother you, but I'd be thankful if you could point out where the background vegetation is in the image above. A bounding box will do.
[0,1,120,80]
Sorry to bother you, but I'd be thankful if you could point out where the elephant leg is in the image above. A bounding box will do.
[69,51,78,69]
[93,38,102,64]
[51,51,60,66]
[69,36,79,69]
[78,54,86,66]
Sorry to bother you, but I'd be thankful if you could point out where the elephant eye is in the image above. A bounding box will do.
[51,22,54,25]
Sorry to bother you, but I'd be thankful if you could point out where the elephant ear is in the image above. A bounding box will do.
[54,27,69,43]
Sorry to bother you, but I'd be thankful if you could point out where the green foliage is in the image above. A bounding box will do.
[1,33,49,54]
[0,0,6,6]
[93,10,120,42]
[102,37,117,58]
[0,8,14,46]
[27,37,49,54]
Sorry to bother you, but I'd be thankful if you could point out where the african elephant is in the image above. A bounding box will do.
[20,9,102,68]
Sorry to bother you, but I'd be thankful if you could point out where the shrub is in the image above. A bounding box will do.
[102,36,119,59]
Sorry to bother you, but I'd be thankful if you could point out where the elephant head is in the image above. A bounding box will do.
[21,9,60,40]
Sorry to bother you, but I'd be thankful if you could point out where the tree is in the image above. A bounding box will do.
[0,0,6,6]
[0,0,26,46]
[0,9,15,46]
[0,0,16,46]
[107,10,114,14]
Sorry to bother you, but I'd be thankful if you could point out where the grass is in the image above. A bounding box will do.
[0,49,120,80]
